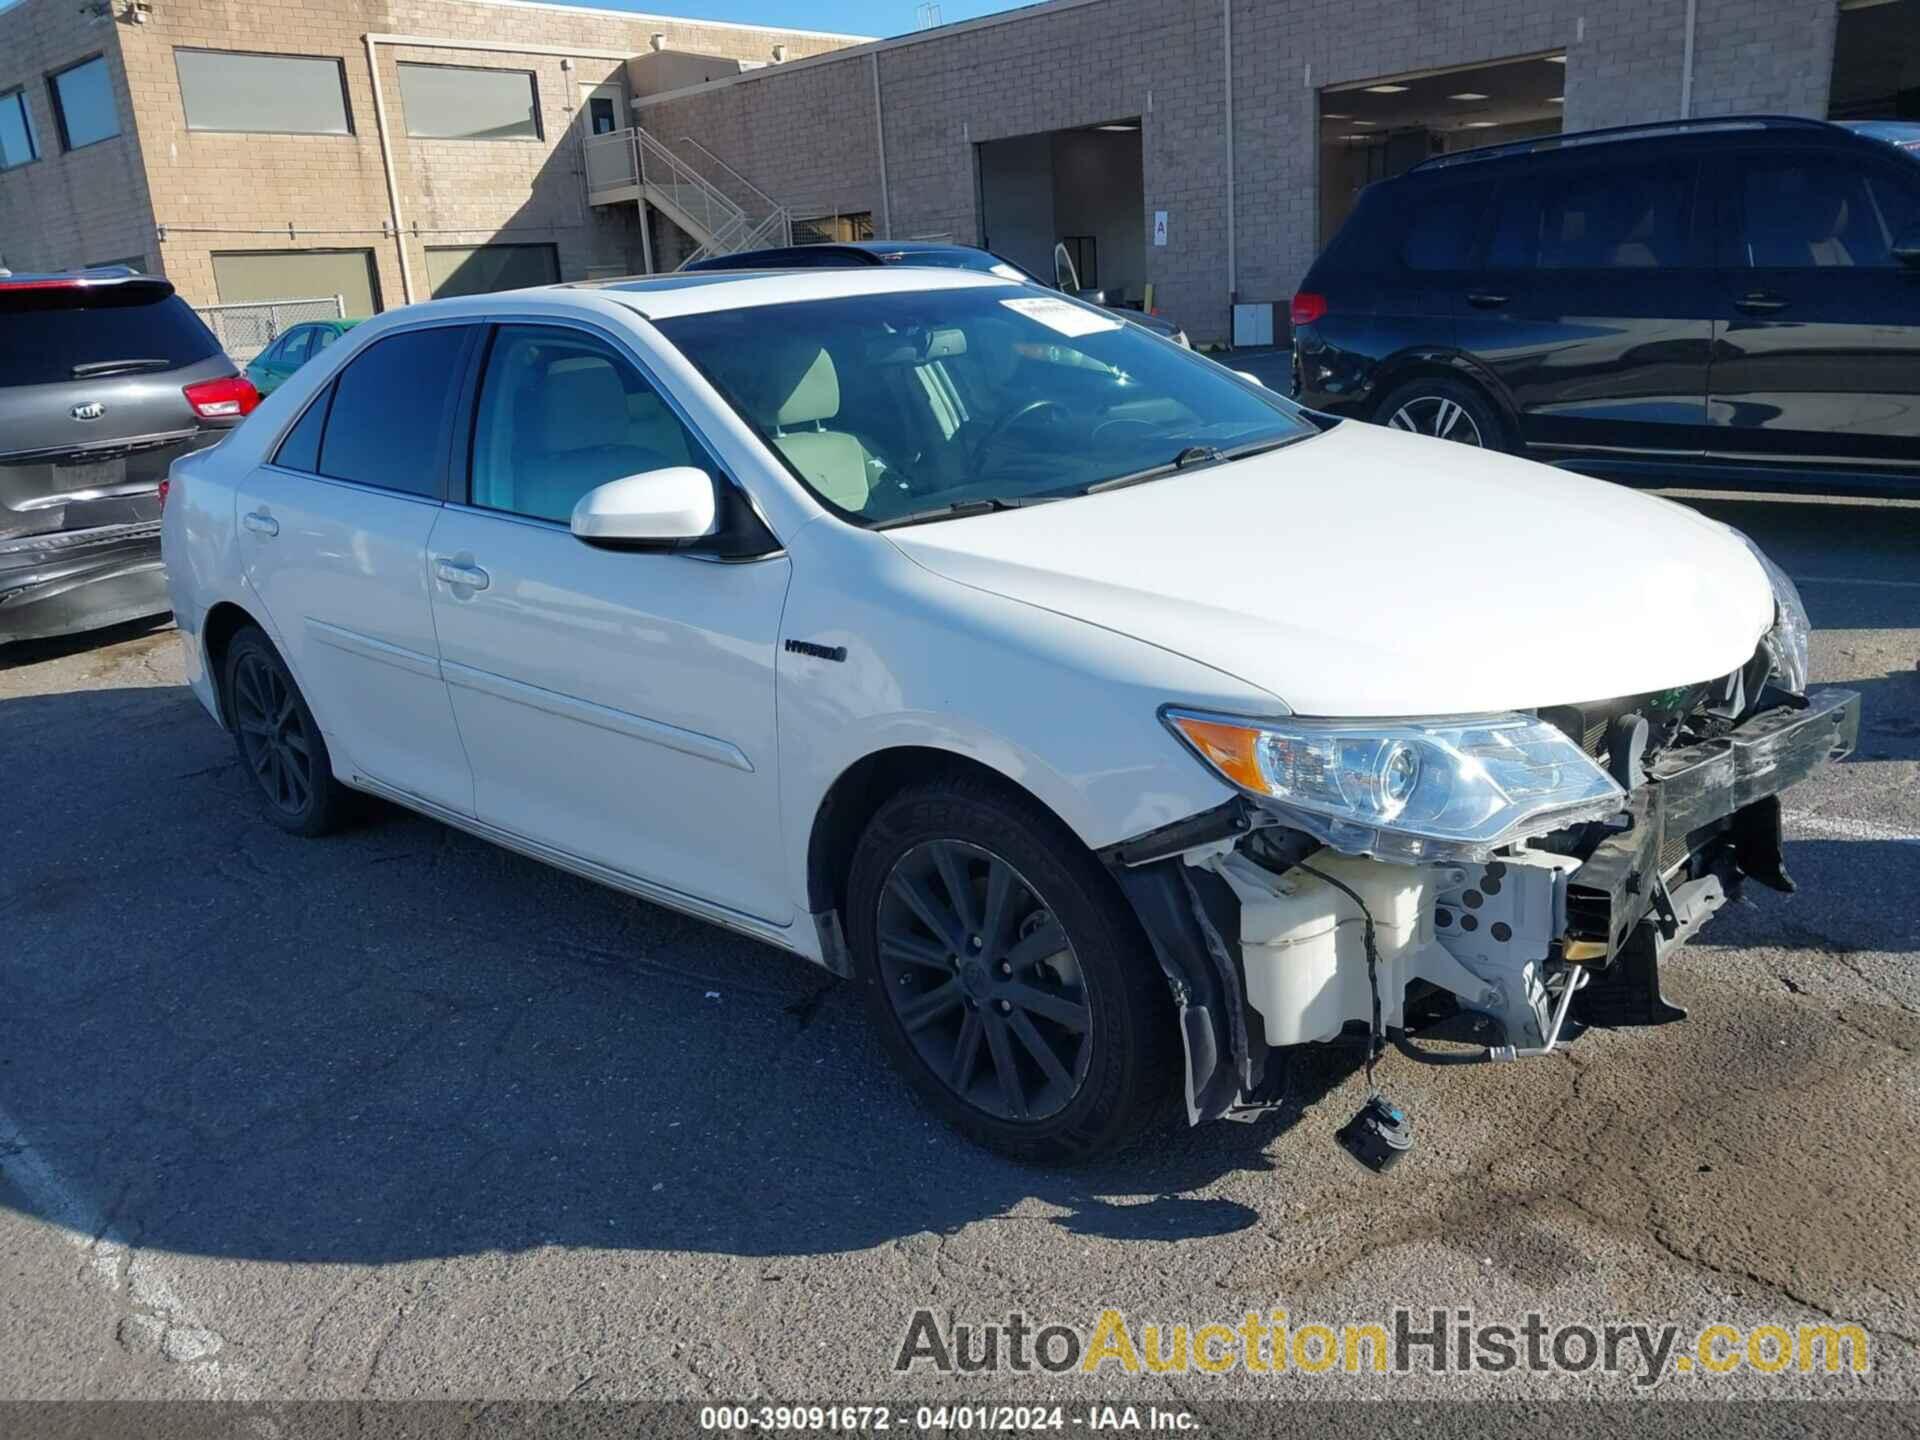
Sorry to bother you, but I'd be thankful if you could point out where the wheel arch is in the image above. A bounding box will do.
[804,746,1092,926]
[199,599,269,728]
[1368,348,1520,439]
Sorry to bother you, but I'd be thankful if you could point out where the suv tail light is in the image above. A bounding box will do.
[183,375,261,420]
[1290,292,1328,327]
[157,477,171,512]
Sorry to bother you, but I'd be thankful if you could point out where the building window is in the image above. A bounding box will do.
[793,212,874,245]
[397,63,540,142]
[211,249,382,318]
[48,55,120,151]
[175,50,353,136]
[1,88,37,169]
[425,243,561,298]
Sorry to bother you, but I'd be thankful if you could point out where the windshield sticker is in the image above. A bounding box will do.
[1000,296,1121,338]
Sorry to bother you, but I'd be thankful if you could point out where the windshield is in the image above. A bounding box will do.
[654,286,1312,525]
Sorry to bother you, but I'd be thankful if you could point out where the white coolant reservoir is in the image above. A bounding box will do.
[1210,849,1433,1047]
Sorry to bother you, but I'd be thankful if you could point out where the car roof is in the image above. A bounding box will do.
[1403,114,1882,176]
[566,264,1017,320]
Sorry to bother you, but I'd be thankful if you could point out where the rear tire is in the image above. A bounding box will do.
[846,773,1176,1163]
[1372,376,1508,451]
[224,626,350,838]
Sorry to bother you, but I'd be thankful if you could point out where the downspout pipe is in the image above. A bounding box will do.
[1223,0,1236,332]
[1680,0,1698,118]
[871,52,893,240]
[364,33,416,305]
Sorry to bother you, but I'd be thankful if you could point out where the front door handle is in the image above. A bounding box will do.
[242,510,279,537]
[434,559,490,591]
[1735,292,1789,313]
[1466,291,1511,309]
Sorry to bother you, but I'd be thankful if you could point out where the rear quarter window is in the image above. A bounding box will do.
[0,287,221,387]
[1399,185,1489,270]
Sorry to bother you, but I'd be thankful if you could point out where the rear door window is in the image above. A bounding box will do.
[1728,155,1920,268]
[1490,160,1697,269]
[314,325,473,497]
[0,285,220,387]
[1399,185,1489,270]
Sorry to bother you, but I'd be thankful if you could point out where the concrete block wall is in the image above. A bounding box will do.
[0,0,864,307]
[0,2,155,274]
[639,0,1846,346]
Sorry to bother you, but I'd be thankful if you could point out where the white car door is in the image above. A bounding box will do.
[235,321,481,816]
[425,320,794,923]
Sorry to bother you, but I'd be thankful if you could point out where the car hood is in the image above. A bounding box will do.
[884,421,1777,717]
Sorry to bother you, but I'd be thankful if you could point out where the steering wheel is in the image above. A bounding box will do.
[973,398,1071,468]
[1090,416,1158,448]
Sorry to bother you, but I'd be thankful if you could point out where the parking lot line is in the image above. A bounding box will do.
[0,1101,255,1400]
[1784,809,1920,847]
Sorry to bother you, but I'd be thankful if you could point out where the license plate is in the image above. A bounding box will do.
[55,458,128,494]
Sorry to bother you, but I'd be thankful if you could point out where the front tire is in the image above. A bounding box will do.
[1372,376,1507,451]
[224,626,350,837]
[846,774,1176,1162]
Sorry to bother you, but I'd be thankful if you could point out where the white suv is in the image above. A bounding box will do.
[163,268,1858,1163]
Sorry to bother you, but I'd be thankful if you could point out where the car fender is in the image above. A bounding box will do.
[774,516,1282,921]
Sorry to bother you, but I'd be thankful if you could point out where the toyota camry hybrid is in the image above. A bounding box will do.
[162,267,1859,1164]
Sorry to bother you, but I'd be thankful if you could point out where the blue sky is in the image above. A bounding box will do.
[572,0,1026,39]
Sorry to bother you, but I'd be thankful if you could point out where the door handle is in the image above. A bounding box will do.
[1466,291,1511,309]
[434,559,490,591]
[242,510,279,537]
[1735,292,1789,313]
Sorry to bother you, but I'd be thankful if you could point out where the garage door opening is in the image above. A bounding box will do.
[1831,0,1919,120]
[977,121,1147,308]
[1319,53,1566,246]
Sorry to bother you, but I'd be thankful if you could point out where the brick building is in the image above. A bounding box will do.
[0,0,861,313]
[2,0,1913,345]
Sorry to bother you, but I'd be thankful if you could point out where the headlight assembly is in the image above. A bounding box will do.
[1163,709,1627,863]
[1732,530,1809,695]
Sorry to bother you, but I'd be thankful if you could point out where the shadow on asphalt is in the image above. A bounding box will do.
[0,682,1367,1265]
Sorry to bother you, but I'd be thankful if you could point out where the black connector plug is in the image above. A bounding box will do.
[1337,1095,1413,1174]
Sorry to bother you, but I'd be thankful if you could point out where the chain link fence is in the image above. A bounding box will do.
[194,296,346,364]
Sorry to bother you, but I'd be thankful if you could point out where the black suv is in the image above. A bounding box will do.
[1,268,257,645]
[1292,116,1920,495]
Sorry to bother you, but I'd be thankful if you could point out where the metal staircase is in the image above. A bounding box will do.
[584,125,791,267]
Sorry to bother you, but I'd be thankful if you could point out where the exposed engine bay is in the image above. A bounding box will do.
[1100,665,1861,1168]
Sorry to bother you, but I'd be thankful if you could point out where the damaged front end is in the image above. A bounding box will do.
[1100,673,1860,1130]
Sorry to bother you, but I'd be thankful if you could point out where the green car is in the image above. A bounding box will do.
[244,318,363,396]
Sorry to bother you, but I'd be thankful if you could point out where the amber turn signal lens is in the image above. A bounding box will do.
[1168,715,1267,793]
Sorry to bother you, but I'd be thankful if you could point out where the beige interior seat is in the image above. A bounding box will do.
[754,343,872,512]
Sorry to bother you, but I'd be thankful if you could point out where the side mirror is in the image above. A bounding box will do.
[1234,369,1267,388]
[571,467,716,549]
[1073,286,1110,305]
[1893,228,1920,270]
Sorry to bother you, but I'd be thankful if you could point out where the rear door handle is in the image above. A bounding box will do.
[242,510,279,537]
[1466,291,1510,309]
[1735,292,1789,313]
[434,559,490,591]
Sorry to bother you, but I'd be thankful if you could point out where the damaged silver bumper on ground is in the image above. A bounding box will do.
[1101,688,1862,1125]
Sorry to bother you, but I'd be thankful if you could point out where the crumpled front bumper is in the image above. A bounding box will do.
[0,520,169,645]
[1102,688,1862,1125]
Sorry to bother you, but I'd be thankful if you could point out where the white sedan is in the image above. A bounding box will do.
[163,268,1857,1164]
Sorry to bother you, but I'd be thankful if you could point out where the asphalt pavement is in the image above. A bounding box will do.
[0,483,1915,1410]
